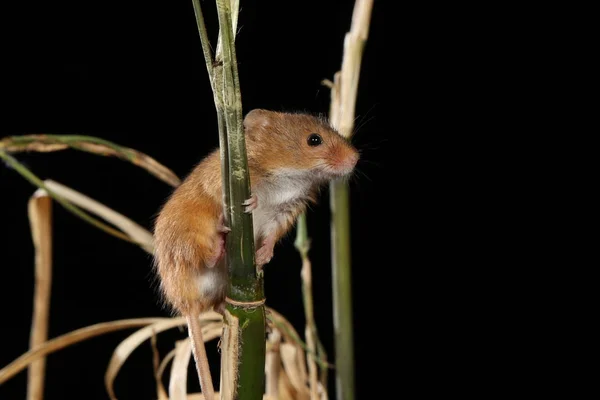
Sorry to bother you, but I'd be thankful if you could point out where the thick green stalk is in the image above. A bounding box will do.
[329,182,354,400]
[214,1,265,399]
[214,0,258,297]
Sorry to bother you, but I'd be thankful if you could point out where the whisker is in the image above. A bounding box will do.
[359,159,384,169]
[352,115,376,138]
[353,167,372,183]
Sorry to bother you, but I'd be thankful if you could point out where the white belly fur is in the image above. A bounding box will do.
[252,171,312,240]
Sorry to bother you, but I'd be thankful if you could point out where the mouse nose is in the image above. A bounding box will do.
[349,151,359,168]
[340,149,359,173]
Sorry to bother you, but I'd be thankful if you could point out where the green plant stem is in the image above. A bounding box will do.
[330,181,354,400]
[215,0,258,297]
[216,0,265,397]
[192,0,265,398]
[295,213,329,397]
[191,0,231,223]
[0,150,136,245]
[191,0,215,86]
[328,2,374,398]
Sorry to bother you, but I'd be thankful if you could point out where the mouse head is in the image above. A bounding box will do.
[243,109,359,181]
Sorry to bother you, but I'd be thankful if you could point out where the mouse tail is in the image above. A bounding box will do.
[187,308,216,400]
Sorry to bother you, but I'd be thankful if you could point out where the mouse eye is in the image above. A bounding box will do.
[307,133,323,147]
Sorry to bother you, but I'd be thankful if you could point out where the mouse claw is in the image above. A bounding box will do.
[243,194,258,213]
[214,302,226,316]
[217,213,231,233]
[255,236,275,269]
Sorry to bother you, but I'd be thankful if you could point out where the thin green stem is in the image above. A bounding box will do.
[191,0,215,87]
[0,150,136,245]
[295,213,330,397]
[190,0,231,225]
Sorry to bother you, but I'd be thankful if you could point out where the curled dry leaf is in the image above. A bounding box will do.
[277,367,299,400]
[105,312,222,400]
[172,394,280,399]
[280,343,310,400]
[0,134,181,187]
[268,309,331,369]
[43,180,155,253]
[158,348,178,389]
[0,318,164,385]
[1,302,318,399]
[105,318,187,400]
[164,322,223,400]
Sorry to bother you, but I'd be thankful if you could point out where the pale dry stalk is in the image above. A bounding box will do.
[327,2,374,400]
[26,190,53,400]
[0,318,164,384]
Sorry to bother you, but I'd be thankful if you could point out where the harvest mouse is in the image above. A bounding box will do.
[153,109,359,400]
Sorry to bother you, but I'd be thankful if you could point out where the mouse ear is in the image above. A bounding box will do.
[244,109,273,131]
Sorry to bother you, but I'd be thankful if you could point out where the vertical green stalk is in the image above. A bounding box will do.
[191,1,264,398]
[216,1,265,399]
[214,0,259,296]
[295,213,329,399]
[329,182,354,400]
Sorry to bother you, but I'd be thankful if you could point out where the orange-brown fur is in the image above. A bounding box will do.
[153,109,359,316]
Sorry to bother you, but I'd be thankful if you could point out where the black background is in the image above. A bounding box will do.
[1,1,393,399]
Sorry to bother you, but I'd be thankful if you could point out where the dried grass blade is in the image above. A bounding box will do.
[0,134,181,187]
[157,319,223,387]
[43,180,154,253]
[0,150,136,245]
[318,382,329,400]
[105,313,222,400]
[152,330,169,400]
[280,343,310,399]
[183,394,222,400]
[26,190,53,400]
[169,339,192,400]
[267,309,331,369]
[158,348,178,386]
[105,317,187,400]
[0,318,164,385]
[265,329,282,398]
[277,367,299,400]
